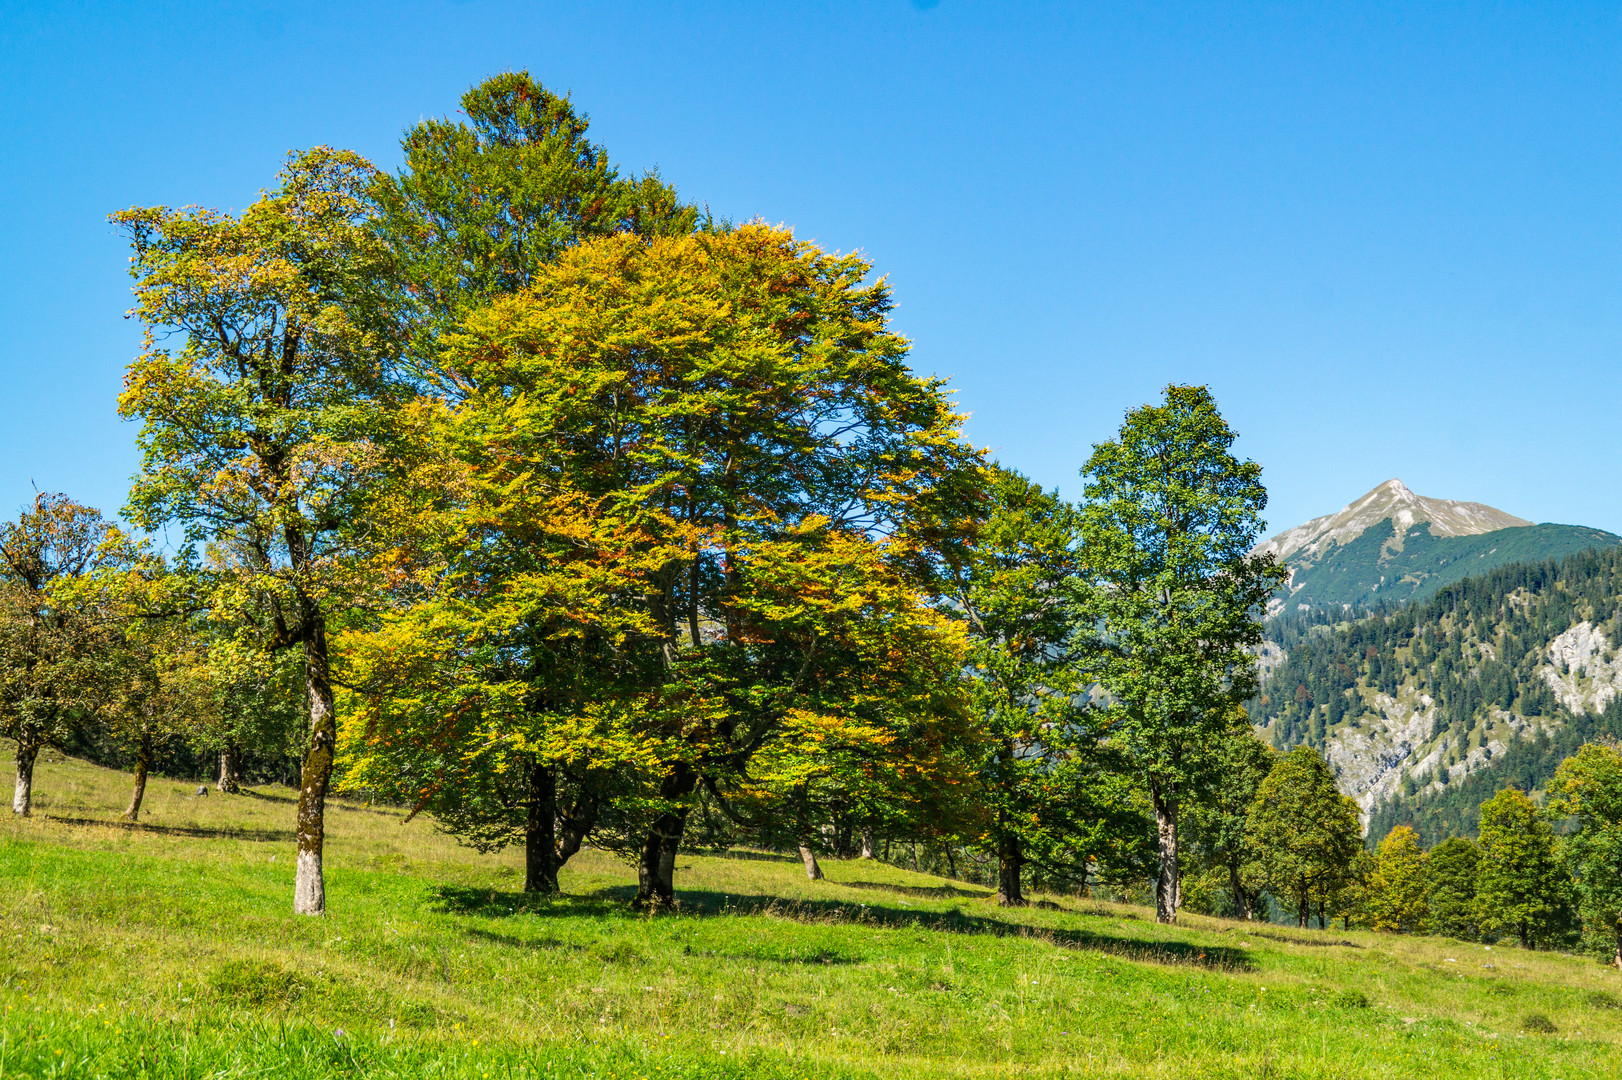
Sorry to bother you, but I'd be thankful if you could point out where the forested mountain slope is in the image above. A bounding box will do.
[1251,547,1622,844]
[1256,479,1619,613]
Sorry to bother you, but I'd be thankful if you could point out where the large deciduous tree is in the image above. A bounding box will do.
[0,495,127,815]
[1079,385,1285,923]
[383,224,980,908]
[115,147,394,914]
[1246,746,1362,928]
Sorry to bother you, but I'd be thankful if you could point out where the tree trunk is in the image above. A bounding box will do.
[217,743,241,794]
[1519,920,1530,949]
[294,616,336,916]
[1228,861,1250,921]
[633,762,695,909]
[1297,887,1310,929]
[524,759,559,894]
[1316,900,1326,930]
[996,824,1025,907]
[123,730,151,822]
[1614,925,1622,972]
[1153,791,1179,925]
[945,845,957,879]
[860,825,875,859]
[12,738,38,817]
[798,840,824,880]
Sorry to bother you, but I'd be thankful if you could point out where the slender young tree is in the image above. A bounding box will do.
[1246,746,1363,928]
[1475,787,1571,949]
[0,495,127,815]
[115,148,394,915]
[1546,743,1622,966]
[1079,385,1286,923]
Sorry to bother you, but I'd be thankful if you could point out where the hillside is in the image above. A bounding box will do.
[1252,546,1622,844]
[1258,479,1620,614]
[6,749,1622,1077]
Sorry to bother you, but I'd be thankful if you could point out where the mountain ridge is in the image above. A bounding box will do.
[1258,480,1620,614]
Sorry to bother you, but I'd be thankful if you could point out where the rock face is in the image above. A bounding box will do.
[1541,622,1622,716]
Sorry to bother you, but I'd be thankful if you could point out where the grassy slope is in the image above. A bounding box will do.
[3,753,1622,1078]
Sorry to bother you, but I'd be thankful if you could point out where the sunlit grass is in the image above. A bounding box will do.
[3,746,1621,1077]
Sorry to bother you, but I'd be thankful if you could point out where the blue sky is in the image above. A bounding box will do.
[3,1,1620,536]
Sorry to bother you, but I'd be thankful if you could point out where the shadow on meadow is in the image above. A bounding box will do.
[40,816,291,843]
[838,880,994,901]
[430,883,1255,972]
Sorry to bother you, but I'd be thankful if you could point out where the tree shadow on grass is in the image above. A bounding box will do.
[705,849,801,864]
[838,879,994,901]
[430,882,1253,972]
[42,816,290,842]
[1241,927,1362,948]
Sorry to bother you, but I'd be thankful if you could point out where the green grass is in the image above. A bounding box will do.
[4,750,1622,1077]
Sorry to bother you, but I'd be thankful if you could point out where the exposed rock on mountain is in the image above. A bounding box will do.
[1252,547,1622,844]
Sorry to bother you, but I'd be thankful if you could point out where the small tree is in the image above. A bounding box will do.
[1080,385,1286,924]
[947,466,1094,906]
[1246,746,1363,928]
[1366,825,1430,933]
[1547,742,1622,967]
[1183,726,1278,920]
[1475,788,1571,949]
[1426,836,1483,941]
[0,495,127,815]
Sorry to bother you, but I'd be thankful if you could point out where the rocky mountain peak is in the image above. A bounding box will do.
[1256,479,1532,566]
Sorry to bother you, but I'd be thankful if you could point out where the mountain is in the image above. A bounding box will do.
[1258,479,1620,614]
[1251,546,1622,844]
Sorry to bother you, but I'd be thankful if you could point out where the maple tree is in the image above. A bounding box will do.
[350,223,982,907]
[1079,385,1286,924]
[0,495,129,815]
[115,147,396,914]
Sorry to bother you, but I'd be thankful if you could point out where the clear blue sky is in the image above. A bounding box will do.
[4,1,1620,536]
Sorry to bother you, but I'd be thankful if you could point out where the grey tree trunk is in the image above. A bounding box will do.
[217,744,241,794]
[798,841,824,881]
[1228,862,1250,921]
[996,824,1025,907]
[860,825,875,859]
[294,616,337,916]
[123,731,152,822]
[1153,793,1179,925]
[524,760,559,894]
[633,763,695,909]
[12,739,38,817]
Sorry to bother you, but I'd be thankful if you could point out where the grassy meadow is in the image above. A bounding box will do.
[2,749,1621,1077]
